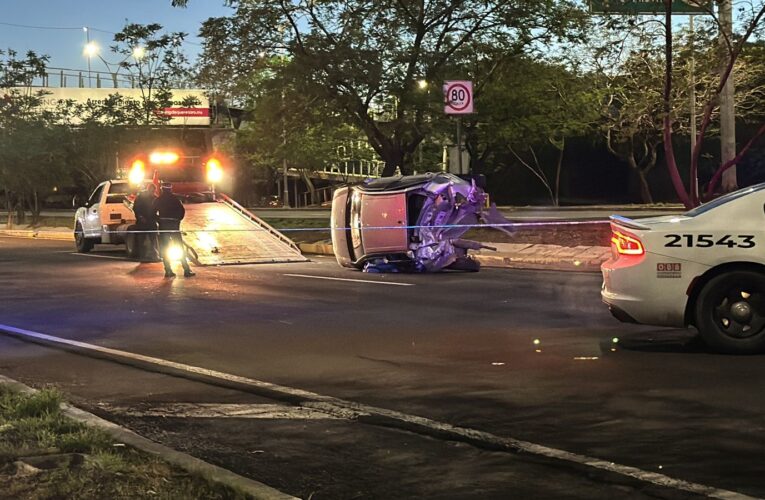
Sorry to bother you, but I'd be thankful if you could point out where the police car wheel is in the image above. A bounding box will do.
[695,270,765,354]
[74,223,94,253]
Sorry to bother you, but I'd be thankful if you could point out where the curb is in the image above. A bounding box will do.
[298,242,609,272]
[0,375,298,500]
[1,229,73,241]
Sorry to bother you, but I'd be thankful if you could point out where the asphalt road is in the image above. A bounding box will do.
[0,236,763,499]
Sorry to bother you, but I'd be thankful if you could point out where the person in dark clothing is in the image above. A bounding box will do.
[153,182,195,278]
[132,183,160,262]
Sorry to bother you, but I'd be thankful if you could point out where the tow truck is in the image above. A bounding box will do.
[73,151,306,265]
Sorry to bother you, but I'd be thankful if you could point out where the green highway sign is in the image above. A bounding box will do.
[590,0,710,14]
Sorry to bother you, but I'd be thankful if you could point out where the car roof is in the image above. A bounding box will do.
[685,182,765,217]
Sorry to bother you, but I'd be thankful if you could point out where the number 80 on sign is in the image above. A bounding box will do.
[444,80,474,114]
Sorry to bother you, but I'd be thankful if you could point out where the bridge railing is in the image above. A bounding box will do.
[321,160,384,178]
[299,184,337,208]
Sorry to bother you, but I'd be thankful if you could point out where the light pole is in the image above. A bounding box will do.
[83,41,145,88]
[282,88,290,208]
[83,27,93,87]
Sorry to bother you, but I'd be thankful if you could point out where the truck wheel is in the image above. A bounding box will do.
[694,270,765,354]
[74,223,94,253]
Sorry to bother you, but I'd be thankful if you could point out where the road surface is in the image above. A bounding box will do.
[0,236,761,499]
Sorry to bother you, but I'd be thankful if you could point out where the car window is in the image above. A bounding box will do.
[105,183,134,204]
[685,183,765,217]
[87,185,105,206]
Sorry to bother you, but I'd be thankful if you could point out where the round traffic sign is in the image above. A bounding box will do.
[444,81,473,114]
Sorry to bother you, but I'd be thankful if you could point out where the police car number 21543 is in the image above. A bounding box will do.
[664,234,755,248]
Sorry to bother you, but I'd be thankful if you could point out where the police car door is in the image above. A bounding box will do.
[82,183,106,238]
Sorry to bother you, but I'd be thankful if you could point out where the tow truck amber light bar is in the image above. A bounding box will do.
[611,230,645,256]
[149,151,180,165]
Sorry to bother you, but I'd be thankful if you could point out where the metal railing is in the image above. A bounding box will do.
[3,67,192,89]
[321,159,384,178]
[299,185,338,208]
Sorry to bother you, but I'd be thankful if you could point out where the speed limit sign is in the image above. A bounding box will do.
[444,80,474,114]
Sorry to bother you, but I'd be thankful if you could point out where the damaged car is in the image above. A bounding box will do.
[330,173,512,272]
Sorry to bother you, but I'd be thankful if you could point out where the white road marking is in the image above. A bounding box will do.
[69,253,128,261]
[283,273,414,286]
[0,322,754,500]
[105,403,341,420]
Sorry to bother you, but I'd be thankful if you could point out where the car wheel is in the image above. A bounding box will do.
[694,270,765,354]
[125,229,139,259]
[447,256,481,272]
[74,223,94,253]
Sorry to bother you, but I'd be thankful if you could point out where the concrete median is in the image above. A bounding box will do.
[1,229,73,241]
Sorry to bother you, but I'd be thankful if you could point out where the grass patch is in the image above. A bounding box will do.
[0,385,249,499]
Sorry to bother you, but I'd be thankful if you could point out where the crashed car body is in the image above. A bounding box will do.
[331,173,508,272]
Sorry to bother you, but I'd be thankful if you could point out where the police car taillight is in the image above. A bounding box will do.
[611,230,645,256]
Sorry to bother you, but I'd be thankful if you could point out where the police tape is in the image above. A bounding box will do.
[72,219,610,235]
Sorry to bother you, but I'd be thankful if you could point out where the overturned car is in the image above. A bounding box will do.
[330,173,511,272]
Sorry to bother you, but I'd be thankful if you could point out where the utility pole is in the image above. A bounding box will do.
[719,0,737,192]
[690,15,698,199]
[281,89,290,208]
[84,27,92,88]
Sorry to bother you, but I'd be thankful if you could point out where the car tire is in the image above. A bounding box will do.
[74,223,94,253]
[694,270,765,354]
[125,229,139,259]
[447,257,481,272]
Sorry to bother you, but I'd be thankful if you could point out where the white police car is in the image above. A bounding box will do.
[602,184,765,354]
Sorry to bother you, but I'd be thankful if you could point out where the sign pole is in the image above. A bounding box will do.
[457,117,463,174]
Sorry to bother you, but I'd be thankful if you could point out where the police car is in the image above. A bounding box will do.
[602,184,765,354]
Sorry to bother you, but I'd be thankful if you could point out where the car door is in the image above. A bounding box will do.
[82,183,106,237]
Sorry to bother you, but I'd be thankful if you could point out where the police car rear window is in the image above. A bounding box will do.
[105,183,133,204]
[684,183,765,217]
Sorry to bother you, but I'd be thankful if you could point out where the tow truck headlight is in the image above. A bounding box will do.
[129,160,145,185]
[166,244,185,262]
[206,158,223,184]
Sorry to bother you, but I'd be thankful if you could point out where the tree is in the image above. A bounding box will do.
[0,49,73,225]
[661,0,765,207]
[593,24,679,204]
[184,0,588,176]
[112,23,192,125]
[591,15,765,205]
[231,57,371,204]
[461,56,600,205]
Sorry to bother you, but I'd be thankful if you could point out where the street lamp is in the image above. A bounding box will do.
[82,40,146,88]
[83,27,93,87]
[417,79,428,90]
